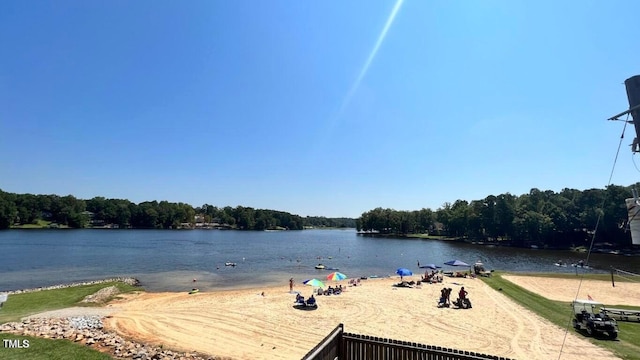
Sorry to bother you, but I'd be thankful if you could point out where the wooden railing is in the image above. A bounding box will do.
[301,323,343,360]
[302,324,515,360]
[341,333,514,360]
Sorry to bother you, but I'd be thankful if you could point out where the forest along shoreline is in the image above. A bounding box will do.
[4,183,640,255]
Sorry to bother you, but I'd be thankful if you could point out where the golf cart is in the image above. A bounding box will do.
[571,299,619,339]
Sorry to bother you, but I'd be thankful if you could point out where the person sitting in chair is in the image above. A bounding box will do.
[437,287,448,307]
[307,295,316,306]
[459,287,468,300]
[295,294,305,304]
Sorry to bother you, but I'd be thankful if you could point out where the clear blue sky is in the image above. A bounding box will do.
[2,0,640,218]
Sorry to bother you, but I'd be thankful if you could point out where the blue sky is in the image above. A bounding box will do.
[1,0,640,218]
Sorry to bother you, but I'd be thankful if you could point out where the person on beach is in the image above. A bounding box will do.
[307,294,316,306]
[438,287,447,307]
[459,287,467,300]
[289,278,294,292]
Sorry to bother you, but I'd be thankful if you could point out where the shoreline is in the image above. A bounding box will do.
[1,277,141,295]
[0,270,624,295]
[4,274,638,359]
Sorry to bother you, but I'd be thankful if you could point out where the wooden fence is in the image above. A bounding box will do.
[301,323,343,360]
[302,324,515,360]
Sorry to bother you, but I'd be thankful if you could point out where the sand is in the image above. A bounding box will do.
[502,275,640,305]
[103,276,632,360]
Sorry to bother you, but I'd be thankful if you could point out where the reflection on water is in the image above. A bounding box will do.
[0,229,638,292]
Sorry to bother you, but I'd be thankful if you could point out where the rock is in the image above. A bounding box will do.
[81,286,120,304]
[0,315,213,360]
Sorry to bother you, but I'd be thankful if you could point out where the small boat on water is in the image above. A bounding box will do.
[571,263,591,269]
[571,260,590,269]
[315,264,326,269]
[189,288,200,294]
[225,262,237,267]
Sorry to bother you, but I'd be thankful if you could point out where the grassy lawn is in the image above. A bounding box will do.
[10,220,71,229]
[0,334,112,360]
[405,234,456,240]
[0,282,140,324]
[11,220,52,229]
[0,281,141,359]
[482,272,640,360]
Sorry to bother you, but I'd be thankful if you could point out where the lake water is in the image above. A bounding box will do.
[1,229,638,292]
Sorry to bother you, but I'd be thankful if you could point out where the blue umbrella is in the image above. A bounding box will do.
[419,264,442,269]
[444,260,470,267]
[396,268,413,280]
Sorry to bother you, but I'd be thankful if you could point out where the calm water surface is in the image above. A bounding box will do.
[1,229,638,292]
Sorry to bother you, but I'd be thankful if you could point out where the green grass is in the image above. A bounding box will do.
[503,271,631,282]
[10,219,71,229]
[404,234,456,240]
[0,282,141,324]
[482,272,640,360]
[11,220,52,229]
[0,281,141,360]
[0,334,112,360]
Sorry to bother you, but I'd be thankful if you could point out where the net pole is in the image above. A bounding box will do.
[611,266,616,288]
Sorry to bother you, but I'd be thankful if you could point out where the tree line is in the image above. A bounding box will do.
[356,184,640,248]
[303,216,356,228]
[0,190,355,230]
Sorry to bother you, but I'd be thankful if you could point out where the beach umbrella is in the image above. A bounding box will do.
[303,278,325,288]
[396,268,413,281]
[419,264,442,270]
[444,259,470,267]
[326,272,347,281]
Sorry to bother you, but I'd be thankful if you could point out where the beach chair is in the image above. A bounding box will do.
[306,297,317,308]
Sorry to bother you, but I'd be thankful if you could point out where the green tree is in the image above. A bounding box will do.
[0,190,17,229]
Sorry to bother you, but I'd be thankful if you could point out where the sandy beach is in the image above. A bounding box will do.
[502,275,640,305]
[99,274,640,360]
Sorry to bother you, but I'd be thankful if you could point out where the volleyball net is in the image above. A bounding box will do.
[611,267,640,284]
